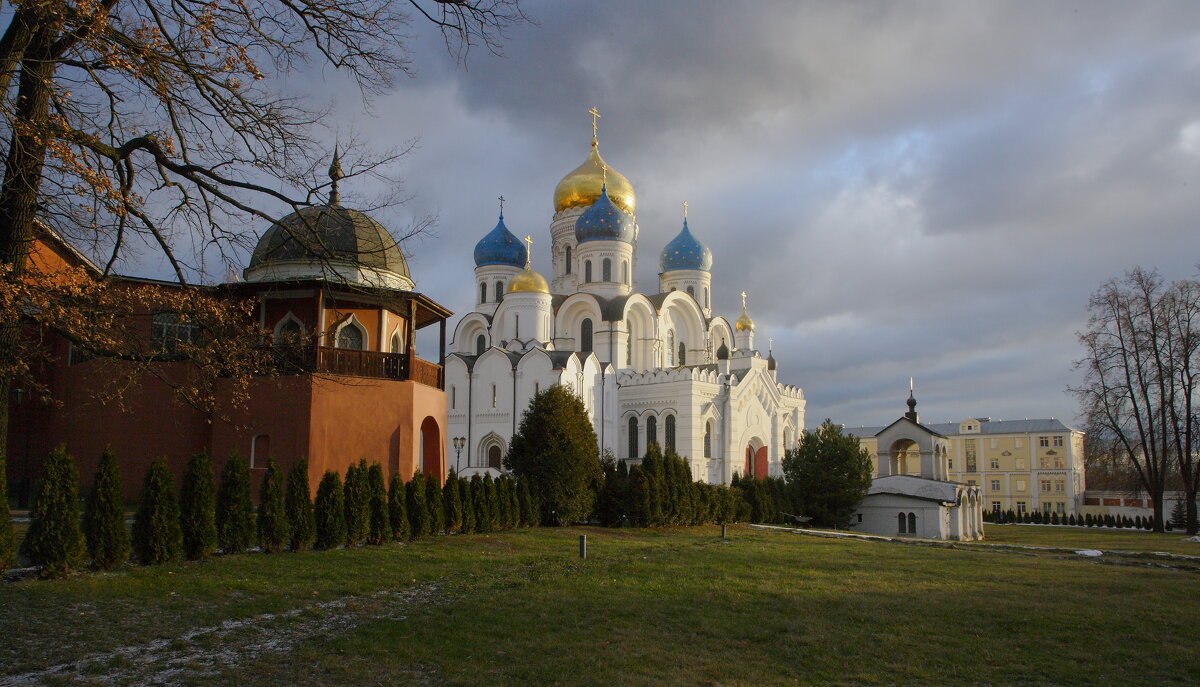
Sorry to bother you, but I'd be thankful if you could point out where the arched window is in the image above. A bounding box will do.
[647,415,657,447]
[704,287,709,308]
[336,320,364,350]
[622,261,629,285]
[276,318,302,344]
[491,383,497,408]
[480,282,487,304]
[565,245,573,274]
[908,512,917,534]
[390,331,404,353]
[451,386,457,409]
[250,434,270,469]
[625,329,632,367]
[687,285,695,298]
[898,513,907,534]
[665,415,676,453]
[678,341,686,367]
[488,445,502,470]
[666,330,675,366]
[514,313,520,338]
[704,421,712,458]
[628,417,639,458]
[585,260,593,283]
[602,258,612,282]
[476,334,486,355]
[580,318,593,353]
[494,281,503,302]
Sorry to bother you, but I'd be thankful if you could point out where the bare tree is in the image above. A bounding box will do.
[0,0,526,516]
[1072,269,1200,532]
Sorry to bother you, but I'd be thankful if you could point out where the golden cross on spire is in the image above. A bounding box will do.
[523,234,533,267]
[741,291,748,310]
[588,106,601,142]
[498,195,505,216]
[769,337,774,351]
[683,201,688,219]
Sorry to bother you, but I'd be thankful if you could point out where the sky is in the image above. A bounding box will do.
[141,1,1200,428]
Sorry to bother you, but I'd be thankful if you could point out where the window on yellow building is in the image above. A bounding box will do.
[1039,436,1050,448]
[990,458,999,470]
[948,458,954,470]
[965,439,977,472]
[1040,479,1052,492]
[1055,478,1065,492]
[1017,501,1027,514]
[990,479,1001,491]
[1053,436,1064,447]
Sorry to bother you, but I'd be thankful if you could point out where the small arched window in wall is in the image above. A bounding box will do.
[687,285,695,298]
[580,318,593,353]
[602,258,612,282]
[665,414,676,453]
[336,318,365,350]
[908,512,917,534]
[626,329,632,367]
[622,261,629,285]
[647,415,658,447]
[628,417,639,458]
[565,245,573,274]
[451,385,457,409]
[390,331,403,354]
[275,317,302,344]
[678,341,686,367]
[704,287,709,308]
[494,281,504,302]
[666,330,675,366]
[251,434,270,469]
[480,282,487,304]
[704,421,712,458]
[491,383,498,408]
[585,260,593,283]
[898,512,907,534]
[514,313,520,339]
[476,334,486,355]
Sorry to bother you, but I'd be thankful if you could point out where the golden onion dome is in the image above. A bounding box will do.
[553,142,636,214]
[508,265,550,294]
[735,298,755,332]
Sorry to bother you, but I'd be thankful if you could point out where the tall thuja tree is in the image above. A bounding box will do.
[471,475,489,533]
[179,452,217,561]
[640,444,666,526]
[483,474,500,531]
[426,472,445,535]
[313,471,345,550]
[407,472,429,537]
[518,477,539,527]
[783,420,873,528]
[285,459,315,552]
[443,471,463,534]
[505,385,603,526]
[215,452,254,554]
[366,463,388,545]
[257,458,289,553]
[84,449,130,569]
[627,465,652,527]
[504,475,520,529]
[459,476,476,534]
[132,457,183,565]
[493,475,510,530]
[343,461,370,546]
[388,473,411,541]
[23,445,84,577]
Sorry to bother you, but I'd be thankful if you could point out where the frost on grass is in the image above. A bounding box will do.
[4,583,445,685]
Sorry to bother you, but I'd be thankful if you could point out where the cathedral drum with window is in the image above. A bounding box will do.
[444,118,804,483]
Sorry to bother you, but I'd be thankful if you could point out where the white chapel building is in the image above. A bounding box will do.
[444,125,804,484]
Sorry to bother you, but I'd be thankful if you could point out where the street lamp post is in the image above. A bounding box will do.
[453,436,465,475]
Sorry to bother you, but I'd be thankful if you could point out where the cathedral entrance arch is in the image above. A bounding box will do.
[743,437,767,480]
[477,432,506,471]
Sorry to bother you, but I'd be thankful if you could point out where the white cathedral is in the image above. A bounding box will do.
[445,125,805,485]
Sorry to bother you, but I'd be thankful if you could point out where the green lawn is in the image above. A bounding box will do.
[1,525,1196,686]
[978,523,1200,555]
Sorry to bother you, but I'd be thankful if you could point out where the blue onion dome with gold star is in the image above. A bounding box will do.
[473,213,527,267]
[574,184,635,244]
[659,218,712,272]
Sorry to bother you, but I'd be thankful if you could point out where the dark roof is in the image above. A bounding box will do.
[249,205,409,276]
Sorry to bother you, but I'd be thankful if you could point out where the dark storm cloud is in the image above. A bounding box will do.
[267,2,1200,426]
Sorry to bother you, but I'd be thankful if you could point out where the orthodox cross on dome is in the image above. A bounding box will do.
[588,106,601,144]
[498,195,505,218]
[523,234,533,267]
[683,201,688,219]
[601,162,608,187]
[328,144,344,205]
[769,337,773,352]
[741,291,748,310]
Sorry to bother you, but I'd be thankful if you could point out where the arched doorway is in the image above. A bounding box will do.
[744,439,767,480]
[488,445,502,470]
[890,438,919,476]
[420,416,441,482]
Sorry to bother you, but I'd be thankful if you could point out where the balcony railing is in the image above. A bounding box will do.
[272,344,443,389]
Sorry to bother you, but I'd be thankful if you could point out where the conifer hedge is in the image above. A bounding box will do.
[343,460,370,546]
[459,476,476,534]
[388,473,411,541]
[23,445,85,577]
[407,472,429,537]
[471,475,488,533]
[443,472,462,534]
[483,474,499,531]
[314,471,346,550]
[426,472,445,535]
[179,452,217,560]
[285,459,316,551]
[83,449,130,570]
[518,478,538,527]
[366,463,388,545]
[216,452,255,554]
[258,457,289,553]
[0,452,16,570]
[132,457,183,565]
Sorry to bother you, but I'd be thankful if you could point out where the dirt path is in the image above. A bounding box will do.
[1,582,446,686]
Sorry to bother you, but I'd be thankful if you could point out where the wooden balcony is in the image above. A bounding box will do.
[274,345,443,389]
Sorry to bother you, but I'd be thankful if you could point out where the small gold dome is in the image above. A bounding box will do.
[508,266,549,294]
[553,142,636,214]
[735,306,755,332]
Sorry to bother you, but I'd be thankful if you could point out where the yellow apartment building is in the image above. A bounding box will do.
[844,418,1085,516]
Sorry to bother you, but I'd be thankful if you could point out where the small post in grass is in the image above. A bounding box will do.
[579,534,587,559]
[722,524,727,539]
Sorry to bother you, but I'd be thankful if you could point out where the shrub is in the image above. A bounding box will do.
[343,460,370,546]
[285,459,316,552]
[313,471,346,550]
[483,474,500,531]
[366,463,388,545]
[505,385,602,526]
[458,476,476,534]
[518,478,537,527]
[426,472,445,535]
[23,445,85,577]
[132,457,183,565]
[257,457,289,553]
[0,452,15,569]
[179,452,217,561]
[1050,512,1059,525]
[471,475,489,533]
[83,449,130,570]
[215,452,255,554]
[407,472,430,537]
[388,473,411,541]
[443,472,463,534]
[494,475,512,530]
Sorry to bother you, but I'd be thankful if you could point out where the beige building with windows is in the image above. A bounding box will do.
[845,418,1085,517]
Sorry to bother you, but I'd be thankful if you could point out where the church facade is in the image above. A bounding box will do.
[445,125,804,484]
